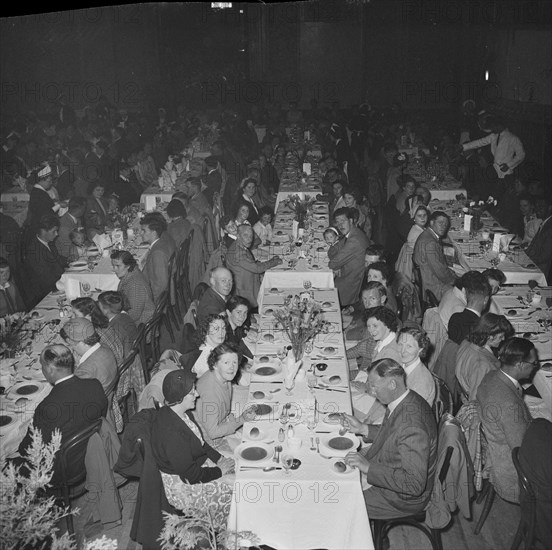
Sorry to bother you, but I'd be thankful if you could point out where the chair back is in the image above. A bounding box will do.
[425,289,439,309]
[412,262,424,304]
[512,447,537,549]
[58,418,103,487]
[432,374,454,422]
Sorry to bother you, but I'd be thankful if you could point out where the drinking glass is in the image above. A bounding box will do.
[276,347,287,364]
[306,416,318,433]
[282,454,294,475]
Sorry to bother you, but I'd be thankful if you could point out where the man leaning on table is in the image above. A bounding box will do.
[460,116,525,199]
[225,224,282,309]
[343,358,438,519]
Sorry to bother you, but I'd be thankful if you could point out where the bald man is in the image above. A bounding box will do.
[226,225,282,308]
[197,267,234,325]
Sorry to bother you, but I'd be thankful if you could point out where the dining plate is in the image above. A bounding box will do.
[319,433,360,457]
[69,260,88,268]
[320,375,344,386]
[51,290,66,296]
[10,381,45,397]
[331,460,356,475]
[235,442,274,463]
[244,426,272,443]
[323,412,344,425]
[252,364,282,377]
[66,266,89,272]
[0,413,17,434]
[259,333,281,344]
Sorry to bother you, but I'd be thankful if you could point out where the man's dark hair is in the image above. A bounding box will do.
[428,210,450,224]
[333,207,354,221]
[364,305,398,332]
[140,212,167,236]
[166,199,187,219]
[37,214,60,231]
[469,313,514,347]
[498,337,535,367]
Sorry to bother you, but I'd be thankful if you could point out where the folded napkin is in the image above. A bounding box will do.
[93,233,112,251]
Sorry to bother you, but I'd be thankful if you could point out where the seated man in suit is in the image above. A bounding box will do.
[343,358,438,519]
[139,212,177,304]
[56,196,87,258]
[22,214,67,308]
[448,274,490,344]
[477,337,535,503]
[197,267,233,325]
[16,344,107,485]
[225,224,281,309]
[203,156,222,204]
[412,210,456,301]
[526,196,552,280]
[0,257,25,316]
[328,207,369,307]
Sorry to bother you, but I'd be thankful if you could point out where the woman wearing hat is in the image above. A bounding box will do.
[151,369,234,508]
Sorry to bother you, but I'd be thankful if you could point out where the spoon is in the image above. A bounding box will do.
[269,388,281,394]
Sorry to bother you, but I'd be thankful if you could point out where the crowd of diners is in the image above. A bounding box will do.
[1,96,550,549]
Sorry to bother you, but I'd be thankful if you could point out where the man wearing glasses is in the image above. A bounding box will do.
[476,337,536,504]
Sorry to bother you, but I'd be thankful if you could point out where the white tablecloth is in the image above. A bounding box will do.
[275,188,322,212]
[1,188,30,202]
[228,287,374,549]
[140,187,173,210]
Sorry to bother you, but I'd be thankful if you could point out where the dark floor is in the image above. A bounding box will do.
[67,479,521,550]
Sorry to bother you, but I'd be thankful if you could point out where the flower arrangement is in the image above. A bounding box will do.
[284,194,316,227]
[0,426,117,550]
[110,204,140,231]
[273,292,327,360]
[0,313,30,357]
[159,485,259,550]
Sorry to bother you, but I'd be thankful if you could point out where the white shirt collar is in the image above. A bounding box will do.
[68,213,78,224]
[403,358,422,376]
[37,236,51,249]
[465,307,481,317]
[428,227,441,240]
[79,342,101,365]
[55,374,74,385]
[501,369,521,391]
[388,389,410,415]
[34,183,48,192]
[149,238,160,249]
[375,332,396,353]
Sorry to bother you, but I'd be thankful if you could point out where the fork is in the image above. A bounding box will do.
[315,437,320,453]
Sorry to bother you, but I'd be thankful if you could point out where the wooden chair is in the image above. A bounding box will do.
[432,374,454,422]
[175,231,194,313]
[52,418,103,535]
[510,447,537,550]
[141,290,170,367]
[371,444,454,550]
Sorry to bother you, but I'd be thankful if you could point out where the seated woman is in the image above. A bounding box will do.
[343,186,371,238]
[85,181,111,239]
[456,313,513,401]
[235,178,261,225]
[70,297,124,365]
[195,343,256,446]
[225,295,253,361]
[353,306,401,385]
[519,193,542,244]
[366,261,398,314]
[393,175,417,214]
[111,250,155,325]
[396,327,435,406]
[151,369,235,510]
[395,205,429,282]
[180,314,227,377]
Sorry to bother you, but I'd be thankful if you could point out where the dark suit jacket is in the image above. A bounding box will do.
[22,236,66,307]
[197,287,227,325]
[0,281,25,316]
[151,406,222,484]
[225,240,280,307]
[477,369,532,502]
[204,170,222,203]
[519,418,552,548]
[526,216,552,281]
[448,308,480,345]
[111,176,141,209]
[85,196,111,237]
[167,218,192,249]
[56,212,81,258]
[413,228,456,301]
[142,232,177,303]
[18,376,107,485]
[327,226,369,306]
[27,186,56,230]
[364,390,438,516]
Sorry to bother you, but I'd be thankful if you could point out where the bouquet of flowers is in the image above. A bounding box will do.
[284,194,316,227]
[0,313,29,357]
[273,292,327,361]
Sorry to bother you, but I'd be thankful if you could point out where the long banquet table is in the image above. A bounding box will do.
[429,199,548,286]
[228,286,374,549]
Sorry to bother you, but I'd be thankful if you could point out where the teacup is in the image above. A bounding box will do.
[531,293,542,306]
